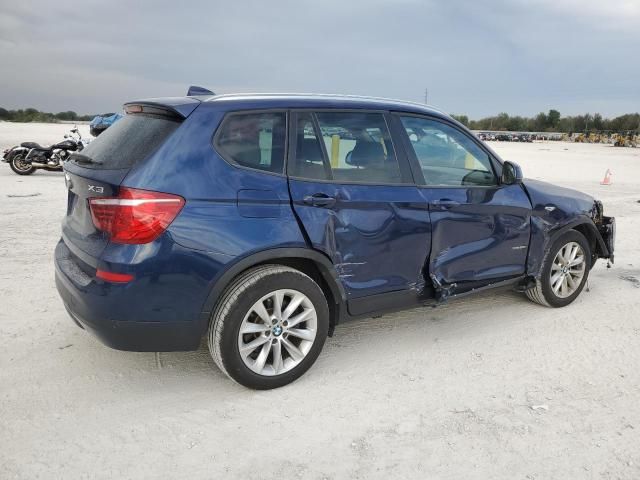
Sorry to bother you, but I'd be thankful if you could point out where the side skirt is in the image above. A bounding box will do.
[341,275,528,323]
[442,275,527,302]
[346,286,435,320]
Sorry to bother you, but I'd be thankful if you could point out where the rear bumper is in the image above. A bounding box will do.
[55,240,204,352]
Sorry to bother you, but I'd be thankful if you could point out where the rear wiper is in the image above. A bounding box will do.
[70,153,102,165]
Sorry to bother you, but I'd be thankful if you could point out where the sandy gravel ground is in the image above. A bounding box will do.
[1,123,639,479]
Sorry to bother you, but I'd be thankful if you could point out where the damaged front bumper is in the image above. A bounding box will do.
[598,216,615,264]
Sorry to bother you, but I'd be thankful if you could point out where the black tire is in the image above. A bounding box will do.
[9,155,36,175]
[525,230,591,307]
[208,265,329,389]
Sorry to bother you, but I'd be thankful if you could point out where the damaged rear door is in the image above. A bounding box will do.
[395,114,531,296]
[287,110,432,315]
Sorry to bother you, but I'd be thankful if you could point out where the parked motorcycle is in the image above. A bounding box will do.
[2,127,89,175]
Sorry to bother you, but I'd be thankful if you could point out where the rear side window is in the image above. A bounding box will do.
[290,113,328,181]
[290,111,403,184]
[76,113,180,169]
[215,112,286,174]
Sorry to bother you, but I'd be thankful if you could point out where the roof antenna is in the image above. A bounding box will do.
[187,85,215,96]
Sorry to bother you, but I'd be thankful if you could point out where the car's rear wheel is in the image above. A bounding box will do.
[208,265,329,389]
[525,230,591,307]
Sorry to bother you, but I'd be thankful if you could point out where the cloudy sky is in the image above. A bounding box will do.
[0,0,638,118]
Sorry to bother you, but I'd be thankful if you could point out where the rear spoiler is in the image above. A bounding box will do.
[123,97,202,119]
[124,87,215,119]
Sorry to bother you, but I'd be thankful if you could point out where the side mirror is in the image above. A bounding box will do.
[501,161,523,185]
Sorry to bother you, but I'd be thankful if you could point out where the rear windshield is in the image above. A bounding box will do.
[74,113,180,169]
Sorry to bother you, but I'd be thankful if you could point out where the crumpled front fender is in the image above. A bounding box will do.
[527,215,611,279]
[521,179,612,279]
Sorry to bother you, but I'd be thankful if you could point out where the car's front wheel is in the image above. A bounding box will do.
[525,230,591,307]
[208,265,329,389]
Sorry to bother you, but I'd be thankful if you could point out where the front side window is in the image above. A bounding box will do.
[215,112,286,174]
[290,111,403,184]
[400,116,497,186]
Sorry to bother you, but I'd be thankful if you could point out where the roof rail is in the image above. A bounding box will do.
[206,92,447,115]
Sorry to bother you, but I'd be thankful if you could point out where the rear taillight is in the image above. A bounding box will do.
[96,269,134,283]
[88,187,185,244]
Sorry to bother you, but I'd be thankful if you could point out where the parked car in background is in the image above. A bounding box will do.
[55,91,615,389]
[511,133,532,142]
[89,112,123,137]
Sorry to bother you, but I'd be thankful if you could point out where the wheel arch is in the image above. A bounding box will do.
[562,218,609,259]
[199,248,346,336]
[530,216,608,279]
[572,222,602,263]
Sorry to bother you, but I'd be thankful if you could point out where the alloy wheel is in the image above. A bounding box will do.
[237,289,318,376]
[550,241,586,298]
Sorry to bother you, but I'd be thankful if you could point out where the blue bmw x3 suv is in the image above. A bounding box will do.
[55,90,615,389]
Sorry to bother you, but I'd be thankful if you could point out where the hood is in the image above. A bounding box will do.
[522,178,597,221]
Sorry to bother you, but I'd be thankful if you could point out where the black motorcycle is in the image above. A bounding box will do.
[2,127,88,176]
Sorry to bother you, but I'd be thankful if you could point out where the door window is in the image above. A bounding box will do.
[215,112,286,173]
[400,116,497,186]
[290,113,329,181]
[290,112,403,184]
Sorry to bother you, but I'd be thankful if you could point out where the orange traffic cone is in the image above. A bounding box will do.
[600,169,612,185]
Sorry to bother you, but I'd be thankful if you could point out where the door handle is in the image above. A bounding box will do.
[431,199,460,209]
[303,193,336,207]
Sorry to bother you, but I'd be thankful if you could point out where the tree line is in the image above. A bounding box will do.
[0,107,95,123]
[2,105,639,134]
[450,110,640,134]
